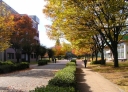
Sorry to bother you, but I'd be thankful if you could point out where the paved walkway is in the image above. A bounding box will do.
[76,60,125,92]
[0,60,125,92]
[0,60,69,92]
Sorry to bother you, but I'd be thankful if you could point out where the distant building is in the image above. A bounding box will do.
[104,35,128,61]
[0,0,40,62]
[0,0,18,15]
[29,15,40,44]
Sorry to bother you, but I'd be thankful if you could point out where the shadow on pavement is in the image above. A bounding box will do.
[76,67,92,92]
[76,60,92,92]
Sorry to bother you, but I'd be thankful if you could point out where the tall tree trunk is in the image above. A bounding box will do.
[4,50,6,61]
[16,53,20,63]
[15,49,21,63]
[95,53,98,62]
[16,58,20,63]
[101,48,105,65]
[27,54,30,63]
[94,51,98,62]
[112,46,119,67]
[91,53,94,62]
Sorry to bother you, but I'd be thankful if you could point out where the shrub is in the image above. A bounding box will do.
[70,59,76,64]
[0,65,14,73]
[38,60,48,66]
[48,62,76,87]
[62,66,76,74]
[66,62,76,66]
[30,85,75,92]
[20,62,29,68]
[49,72,75,87]
[91,60,101,64]
[14,62,29,70]
[0,61,3,65]
[1,60,14,65]
[0,61,29,74]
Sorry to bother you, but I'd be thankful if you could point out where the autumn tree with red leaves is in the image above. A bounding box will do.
[53,39,62,57]
[10,14,37,63]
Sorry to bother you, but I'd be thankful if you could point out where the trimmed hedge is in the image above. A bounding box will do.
[0,65,14,73]
[66,62,76,66]
[49,62,76,88]
[14,62,29,70]
[38,60,49,66]
[49,70,75,87]
[70,59,76,64]
[48,62,76,87]
[31,62,76,92]
[0,60,14,65]
[0,61,29,74]
[30,85,75,92]
[62,66,76,74]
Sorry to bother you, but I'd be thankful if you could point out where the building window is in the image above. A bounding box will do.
[118,43,124,59]
[7,53,14,59]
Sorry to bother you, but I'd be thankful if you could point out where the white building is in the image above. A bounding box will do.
[104,36,128,61]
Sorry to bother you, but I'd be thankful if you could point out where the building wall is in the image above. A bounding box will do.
[3,48,17,62]
[0,0,18,15]
[104,42,128,61]
[0,0,40,62]
[29,15,40,44]
[126,43,128,60]
[104,48,113,61]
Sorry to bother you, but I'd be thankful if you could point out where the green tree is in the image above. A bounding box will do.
[34,44,41,61]
[53,39,62,57]
[79,0,128,67]
[61,42,71,54]
[39,45,47,60]
[43,0,128,67]
[47,48,54,61]
[92,35,106,65]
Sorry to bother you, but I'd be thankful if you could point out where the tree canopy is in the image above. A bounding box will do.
[0,3,14,52]
[10,14,37,62]
[43,0,128,67]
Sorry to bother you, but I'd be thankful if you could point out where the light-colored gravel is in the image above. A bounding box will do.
[0,60,69,92]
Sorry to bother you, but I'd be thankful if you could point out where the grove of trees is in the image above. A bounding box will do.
[43,0,128,67]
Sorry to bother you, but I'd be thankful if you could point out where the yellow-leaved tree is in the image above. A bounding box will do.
[0,4,14,52]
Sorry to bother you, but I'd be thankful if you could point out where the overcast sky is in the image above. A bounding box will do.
[3,0,55,48]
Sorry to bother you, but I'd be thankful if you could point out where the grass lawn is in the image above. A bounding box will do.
[30,61,38,65]
[88,61,128,92]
